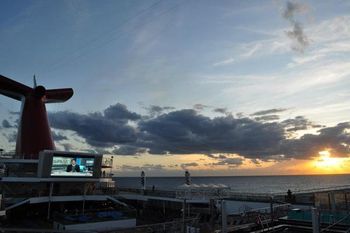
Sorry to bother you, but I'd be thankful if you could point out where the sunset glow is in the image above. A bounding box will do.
[312,150,349,174]
[1,1,350,176]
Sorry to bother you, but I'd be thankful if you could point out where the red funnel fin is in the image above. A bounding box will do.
[45,88,74,103]
[0,74,32,100]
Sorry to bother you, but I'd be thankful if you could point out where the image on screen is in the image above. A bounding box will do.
[51,155,95,177]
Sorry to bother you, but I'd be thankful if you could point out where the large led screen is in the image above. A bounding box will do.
[50,155,95,177]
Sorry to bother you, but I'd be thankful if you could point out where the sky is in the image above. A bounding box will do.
[1,0,350,176]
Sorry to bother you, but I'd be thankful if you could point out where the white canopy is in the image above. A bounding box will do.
[176,183,230,190]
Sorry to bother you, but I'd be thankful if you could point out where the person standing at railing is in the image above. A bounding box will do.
[285,189,296,203]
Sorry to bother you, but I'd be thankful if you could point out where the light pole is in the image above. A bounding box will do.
[221,199,227,233]
[141,170,146,194]
[109,156,114,177]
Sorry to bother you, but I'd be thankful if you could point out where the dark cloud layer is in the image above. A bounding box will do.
[49,103,140,147]
[280,123,350,159]
[112,145,148,156]
[139,109,284,157]
[281,116,322,132]
[104,103,141,121]
[43,103,350,161]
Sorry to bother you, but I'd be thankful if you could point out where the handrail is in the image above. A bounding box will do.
[119,185,350,202]
[274,185,350,195]
[321,212,350,232]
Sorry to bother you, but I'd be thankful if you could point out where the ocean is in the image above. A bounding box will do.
[114,174,350,194]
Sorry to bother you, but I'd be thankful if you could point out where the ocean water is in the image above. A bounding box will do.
[114,174,350,194]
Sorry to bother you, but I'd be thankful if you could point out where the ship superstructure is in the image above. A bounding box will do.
[0,74,135,231]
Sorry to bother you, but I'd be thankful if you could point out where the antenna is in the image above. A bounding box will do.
[33,74,37,88]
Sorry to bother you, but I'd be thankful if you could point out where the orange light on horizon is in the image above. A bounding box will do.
[312,150,348,173]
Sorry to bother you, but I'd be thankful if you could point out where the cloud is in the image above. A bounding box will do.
[180,162,199,170]
[138,109,285,157]
[48,104,140,147]
[206,154,244,167]
[120,164,165,172]
[228,15,350,66]
[282,1,310,53]
[104,103,141,121]
[280,122,350,159]
[47,103,350,161]
[251,108,287,116]
[61,143,74,151]
[250,158,261,165]
[193,104,209,111]
[286,16,350,68]
[213,108,230,115]
[206,154,217,159]
[2,120,12,128]
[281,116,322,132]
[145,105,175,117]
[254,115,280,122]
[113,145,148,156]
[51,131,68,141]
[282,1,308,19]
[206,154,228,159]
[138,112,350,160]
[211,157,244,167]
[2,132,16,143]
[286,22,309,53]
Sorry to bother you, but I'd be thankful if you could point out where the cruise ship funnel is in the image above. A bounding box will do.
[0,74,73,159]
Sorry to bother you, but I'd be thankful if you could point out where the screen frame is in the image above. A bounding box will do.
[50,154,96,177]
[38,150,102,178]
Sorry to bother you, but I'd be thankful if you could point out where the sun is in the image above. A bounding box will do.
[313,150,345,173]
